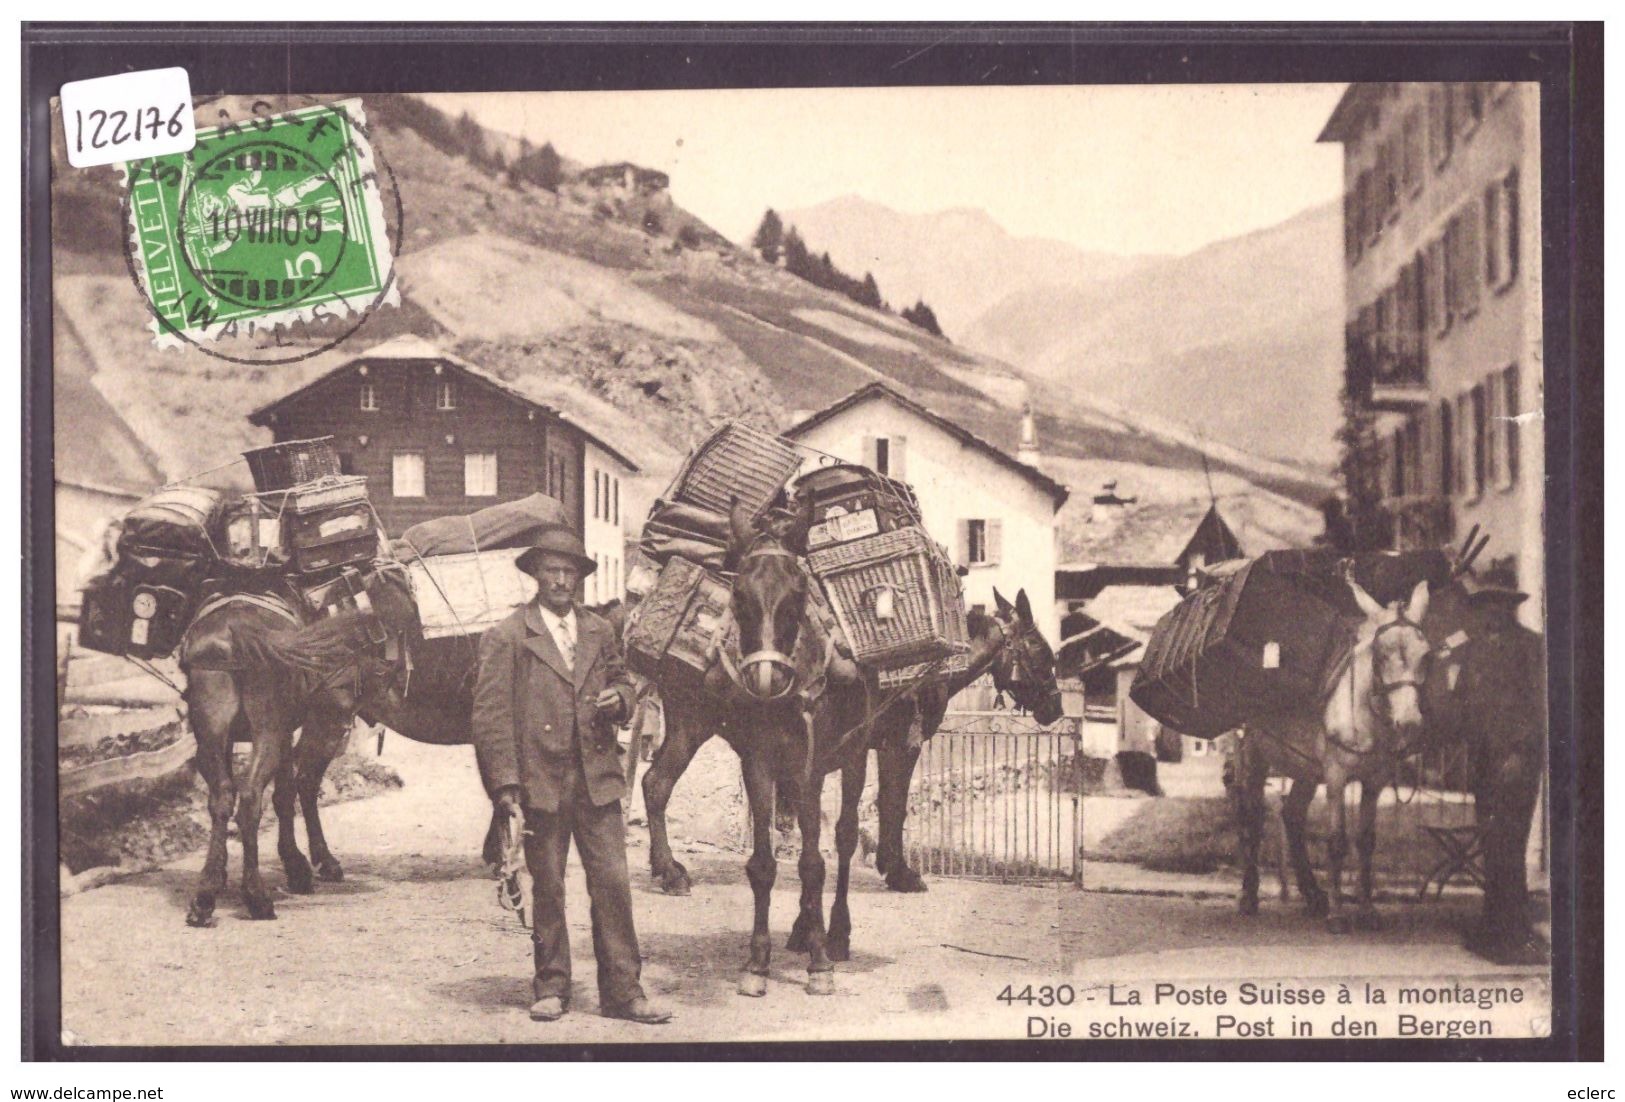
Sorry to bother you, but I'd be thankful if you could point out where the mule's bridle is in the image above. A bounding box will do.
[723,542,804,702]
[1370,613,1431,695]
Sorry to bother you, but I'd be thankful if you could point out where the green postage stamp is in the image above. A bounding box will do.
[123,98,397,346]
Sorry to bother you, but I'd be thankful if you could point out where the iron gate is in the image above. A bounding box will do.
[900,710,1084,883]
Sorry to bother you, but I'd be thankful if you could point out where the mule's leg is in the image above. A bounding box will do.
[1234,738,1267,916]
[1353,778,1384,930]
[828,748,869,962]
[1282,777,1326,916]
[294,715,349,882]
[876,736,927,892]
[273,754,314,895]
[237,687,291,920]
[643,704,706,895]
[1323,769,1351,934]
[185,673,238,927]
[792,764,834,996]
[737,748,777,998]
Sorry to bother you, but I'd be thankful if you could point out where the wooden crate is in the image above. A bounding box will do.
[809,526,969,670]
[242,437,342,492]
[623,556,731,683]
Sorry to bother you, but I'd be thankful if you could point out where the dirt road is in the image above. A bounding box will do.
[59,737,1535,1047]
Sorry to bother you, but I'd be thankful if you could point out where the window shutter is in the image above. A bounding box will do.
[1504,170,1520,284]
[955,520,970,568]
[986,519,1003,567]
[1504,365,1521,484]
[891,435,908,481]
[862,435,877,470]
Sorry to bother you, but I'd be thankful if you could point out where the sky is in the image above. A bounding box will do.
[421,83,1348,258]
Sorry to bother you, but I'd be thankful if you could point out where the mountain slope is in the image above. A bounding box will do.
[50,94,1330,547]
[780,195,1158,339]
[963,200,1343,466]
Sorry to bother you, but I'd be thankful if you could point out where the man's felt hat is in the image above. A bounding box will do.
[515,525,597,578]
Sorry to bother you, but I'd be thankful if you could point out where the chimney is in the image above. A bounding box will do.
[1017,402,1040,467]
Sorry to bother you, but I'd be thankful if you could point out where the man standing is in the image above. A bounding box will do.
[472,525,671,1025]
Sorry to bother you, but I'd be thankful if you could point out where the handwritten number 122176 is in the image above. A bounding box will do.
[74,103,188,155]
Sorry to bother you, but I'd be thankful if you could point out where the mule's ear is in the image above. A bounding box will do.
[728,496,757,554]
[1407,578,1430,622]
[1015,588,1034,625]
[1346,576,1386,620]
[993,588,1015,616]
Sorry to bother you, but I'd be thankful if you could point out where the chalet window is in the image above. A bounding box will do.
[1484,372,1504,489]
[1502,364,1521,487]
[1344,189,1360,266]
[359,382,379,411]
[874,437,890,475]
[1425,237,1452,336]
[1428,84,1454,169]
[592,470,601,520]
[392,451,425,499]
[1485,169,1519,292]
[958,518,1002,568]
[436,380,457,410]
[1401,108,1425,197]
[612,477,620,525]
[1382,133,1402,221]
[464,452,498,497]
[1447,202,1483,319]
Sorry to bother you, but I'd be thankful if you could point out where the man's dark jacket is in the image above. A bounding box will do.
[471,601,636,812]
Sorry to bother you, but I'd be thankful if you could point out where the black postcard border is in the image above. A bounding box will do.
[20,21,1602,1062]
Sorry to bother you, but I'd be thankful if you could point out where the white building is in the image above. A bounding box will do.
[583,439,628,605]
[784,383,1069,642]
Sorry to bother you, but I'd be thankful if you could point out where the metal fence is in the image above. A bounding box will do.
[901,710,1083,884]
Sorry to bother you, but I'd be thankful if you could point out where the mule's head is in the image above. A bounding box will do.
[1347,574,1433,739]
[990,587,1064,726]
[727,500,807,702]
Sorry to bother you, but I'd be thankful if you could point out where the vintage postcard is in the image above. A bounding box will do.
[39,65,1566,1053]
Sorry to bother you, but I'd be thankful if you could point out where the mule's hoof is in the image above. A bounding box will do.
[1352,908,1383,932]
[1237,894,1259,917]
[284,858,315,895]
[806,970,836,997]
[1326,913,1351,935]
[785,926,810,953]
[827,937,851,963]
[657,866,692,896]
[886,868,928,893]
[1302,893,1330,918]
[245,896,278,921]
[185,898,217,928]
[1464,923,1550,966]
[315,858,344,883]
[737,972,768,998]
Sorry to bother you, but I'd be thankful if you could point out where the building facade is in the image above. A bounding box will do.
[1321,82,1543,625]
[784,383,1069,642]
[248,335,639,602]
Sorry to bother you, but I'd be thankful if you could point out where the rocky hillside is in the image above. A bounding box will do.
[51,93,1327,549]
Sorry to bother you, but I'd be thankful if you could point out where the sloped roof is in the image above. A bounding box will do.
[1317,83,1384,143]
[1064,499,1229,568]
[782,382,1069,509]
[1082,585,1184,643]
[247,335,639,473]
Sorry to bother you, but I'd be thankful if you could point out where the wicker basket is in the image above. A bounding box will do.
[665,421,801,519]
[809,526,969,669]
[243,437,342,492]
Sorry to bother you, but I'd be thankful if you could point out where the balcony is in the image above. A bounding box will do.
[1346,332,1429,411]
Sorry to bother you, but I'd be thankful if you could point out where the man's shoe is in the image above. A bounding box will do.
[603,996,672,1024]
[529,996,568,1021]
